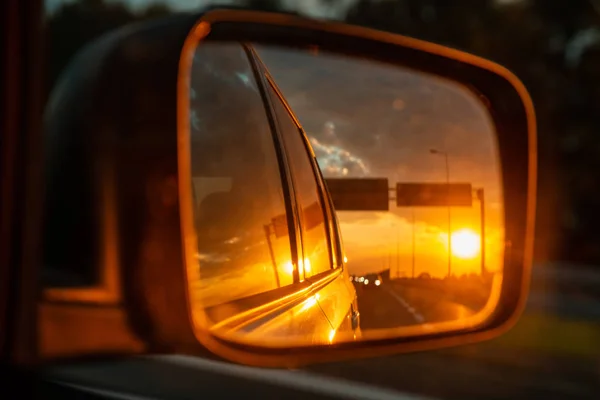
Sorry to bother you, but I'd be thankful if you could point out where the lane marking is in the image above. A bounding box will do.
[386,288,425,323]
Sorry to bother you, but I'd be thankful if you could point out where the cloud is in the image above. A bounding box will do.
[252,44,506,278]
[310,137,370,177]
[255,44,501,203]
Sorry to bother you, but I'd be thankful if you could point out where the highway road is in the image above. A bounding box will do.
[354,281,477,330]
[323,273,599,399]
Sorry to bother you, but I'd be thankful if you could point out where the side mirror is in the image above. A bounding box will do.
[40,9,536,368]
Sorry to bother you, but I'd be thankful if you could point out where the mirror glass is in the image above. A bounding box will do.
[183,39,504,348]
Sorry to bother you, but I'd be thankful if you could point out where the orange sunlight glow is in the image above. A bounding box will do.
[283,261,294,275]
[300,258,312,276]
[451,228,480,259]
[282,258,312,276]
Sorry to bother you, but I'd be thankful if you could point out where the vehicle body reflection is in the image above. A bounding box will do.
[186,41,360,346]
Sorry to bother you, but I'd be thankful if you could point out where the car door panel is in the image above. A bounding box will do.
[313,272,360,341]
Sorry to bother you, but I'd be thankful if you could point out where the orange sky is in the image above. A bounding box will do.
[257,44,505,278]
[338,207,504,277]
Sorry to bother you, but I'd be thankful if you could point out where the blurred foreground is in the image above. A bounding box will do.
[306,263,600,399]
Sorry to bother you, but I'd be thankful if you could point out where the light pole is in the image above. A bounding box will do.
[476,188,486,276]
[396,222,400,279]
[411,208,416,279]
[430,149,451,278]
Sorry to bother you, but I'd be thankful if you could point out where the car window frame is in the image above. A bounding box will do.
[199,44,346,328]
[302,128,344,270]
[259,70,337,279]
[315,159,345,269]
[196,41,324,323]
[239,42,305,286]
[189,40,301,292]
[247,46,344,273]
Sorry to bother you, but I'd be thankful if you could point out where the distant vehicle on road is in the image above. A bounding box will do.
[362,273,383,289]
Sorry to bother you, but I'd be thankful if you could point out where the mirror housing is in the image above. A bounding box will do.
[40,9,536,368]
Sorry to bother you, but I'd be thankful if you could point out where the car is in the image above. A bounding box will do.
[362,273,383,289]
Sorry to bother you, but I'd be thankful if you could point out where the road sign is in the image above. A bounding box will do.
[325,178,389,211]
[396,183,473,207]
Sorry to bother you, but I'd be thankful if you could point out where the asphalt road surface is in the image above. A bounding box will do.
[354,281,477,330]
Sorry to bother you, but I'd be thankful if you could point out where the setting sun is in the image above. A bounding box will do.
[451,229,481,259]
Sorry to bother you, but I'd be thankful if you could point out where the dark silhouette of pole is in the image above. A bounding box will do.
[263,224,281,287]
[388,220,393,277]
[412,208,416,278]
[430,149,451,277]
[396,222,400,278]
[476,188,486,275]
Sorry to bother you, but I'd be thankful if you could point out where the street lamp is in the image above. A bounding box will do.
[411,208,416,279]
[430,149,452,278]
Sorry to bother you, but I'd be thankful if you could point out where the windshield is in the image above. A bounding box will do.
[42,0,599,399]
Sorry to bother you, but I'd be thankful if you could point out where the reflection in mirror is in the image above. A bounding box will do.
[183,39,503,348]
